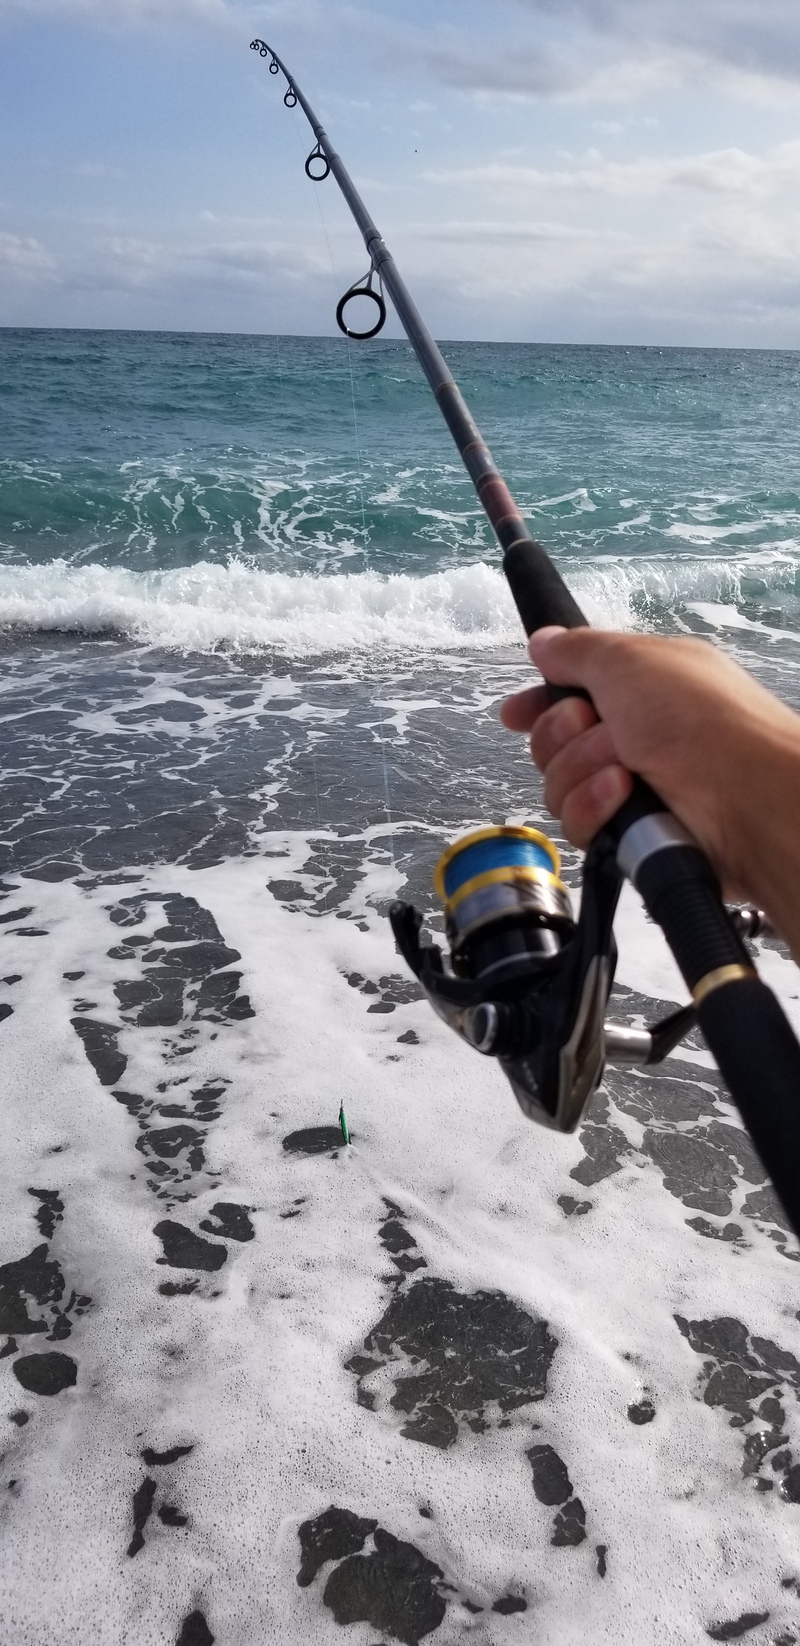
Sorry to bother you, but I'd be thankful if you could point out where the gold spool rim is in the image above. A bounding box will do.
[446,863,567,915]
[434,825,561,901]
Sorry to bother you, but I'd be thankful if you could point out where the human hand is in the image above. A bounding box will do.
[500,626,800,943]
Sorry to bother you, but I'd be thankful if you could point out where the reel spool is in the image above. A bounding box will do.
[434,825,574,980]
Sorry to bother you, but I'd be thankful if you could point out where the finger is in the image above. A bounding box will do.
[556,765,634,849]
[499,683,551,732]
[538,721,621,815]
[528,695,598,771]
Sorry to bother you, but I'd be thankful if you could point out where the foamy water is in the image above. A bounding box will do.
[0,550,799,655]
[3,331,800,1645]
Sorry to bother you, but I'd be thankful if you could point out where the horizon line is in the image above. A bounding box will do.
[1,324,798,355]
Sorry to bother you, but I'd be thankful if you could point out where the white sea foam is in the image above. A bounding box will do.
[0,552,797,655]
[3,851,800,1643]
[0,558,518,655]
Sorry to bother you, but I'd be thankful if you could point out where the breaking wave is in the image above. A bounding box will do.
[0,552,797,656]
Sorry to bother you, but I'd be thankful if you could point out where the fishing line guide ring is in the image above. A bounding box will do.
[284,85,298,107]
[336,268,387,340]
[305,142,331,182]
[250,38,280,74]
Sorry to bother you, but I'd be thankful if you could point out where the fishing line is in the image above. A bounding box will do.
[288,104,369,548]
[254,71,298,536]
[273,333,295,523]
[255,80,331,910]
[288,102,398,874]
[270,332,335,912]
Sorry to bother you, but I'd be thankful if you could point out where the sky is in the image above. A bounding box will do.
[3,0,800,345]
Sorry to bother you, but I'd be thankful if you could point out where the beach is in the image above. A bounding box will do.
[1,328,800,1644]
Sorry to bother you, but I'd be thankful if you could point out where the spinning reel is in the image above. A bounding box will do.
[391,825,704,1133]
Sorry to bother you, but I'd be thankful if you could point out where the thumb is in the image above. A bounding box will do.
[528,625,604,690]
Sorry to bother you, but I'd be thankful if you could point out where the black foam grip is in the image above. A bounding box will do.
[636,846,800,1241]
[699,979,800,1242]
[635,846,750,990]
[502,539,587,636]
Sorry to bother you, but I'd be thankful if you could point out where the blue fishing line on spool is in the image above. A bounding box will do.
[442,836,555,901]
[433,826,572,975]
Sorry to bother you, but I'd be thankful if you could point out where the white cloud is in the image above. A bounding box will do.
[0,0,332,38]
[425,140,800,201]
[378,0,800,102]
[510,0,800,83]
[4,200,800,342]
[56,229,334,296]
[0,0,229,21]
[411,219,608,243]
[0,232,54,277]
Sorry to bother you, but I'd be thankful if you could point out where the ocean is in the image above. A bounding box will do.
[2,327,800,1645]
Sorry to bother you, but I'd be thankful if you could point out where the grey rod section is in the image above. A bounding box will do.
[261,44,455,400]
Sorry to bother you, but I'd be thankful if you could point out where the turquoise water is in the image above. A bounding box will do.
[1,326,799,877]
[2,330,799,637]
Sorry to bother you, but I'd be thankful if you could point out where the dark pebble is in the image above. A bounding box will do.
[706,1612,770,1640]
[154,1222,227,1271]
[527,1443,572,1506]
[558,1195,592,1217]
[127,1477,156,1557]
[199,1202,254,1243]
[551,1497,586,1547]
[12,1352,77,1396]
[141,1444,194,1466]
[322,1527,446,1644]
[282,1127,343,1155]
[297,1506,378,1588]
[176,1614,214,1646]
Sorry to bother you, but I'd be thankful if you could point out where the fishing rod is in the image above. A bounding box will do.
[251,38,800,1242]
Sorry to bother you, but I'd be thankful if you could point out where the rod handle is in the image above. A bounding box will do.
[502,538,587,636]
[630,843,800,1237]
[699,978,800,1236]
[504,529,800,1239]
